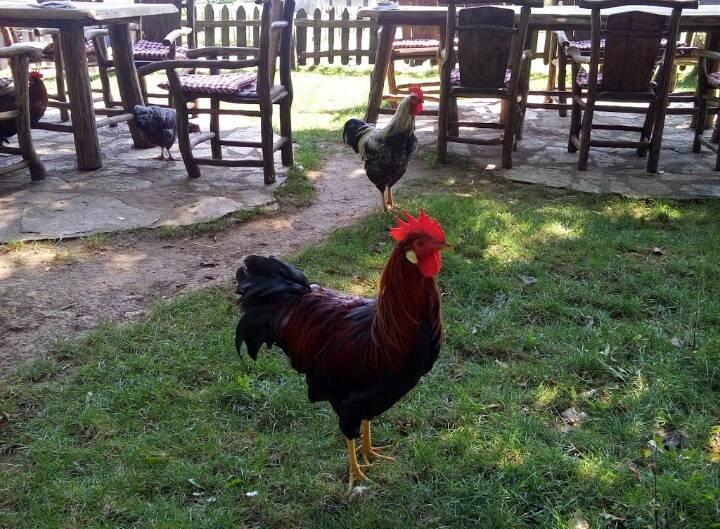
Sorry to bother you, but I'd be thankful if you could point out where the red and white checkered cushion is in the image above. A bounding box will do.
[0,78,12,90]
[158,71,257,96]
[567,38,692,56]
[393,38,440,49]
[134,39,188,61]
[41,39,96,55]
[575,68,657,91]
[450,67,512,87]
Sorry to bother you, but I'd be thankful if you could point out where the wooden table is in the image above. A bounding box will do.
[358,4,720,123]
[0,1,178,170]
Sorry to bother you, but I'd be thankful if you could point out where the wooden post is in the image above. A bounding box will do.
[10,54,45,180]
[355,8,363,64]
[364,23,396,123]
[237,5,247,58]
[252,5,260,47]
[341,7,350,65]
[108,23,154,149]
[368,17,379,65]
[221,4,230,55]
[60,25,102,169]
[296,8,307,66]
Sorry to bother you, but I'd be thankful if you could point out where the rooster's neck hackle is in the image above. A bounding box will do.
[380,97,417,139]
[372,244,441,371]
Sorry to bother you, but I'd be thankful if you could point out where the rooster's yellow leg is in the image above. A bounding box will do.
[380,190,388,212]
[386,187,394,209]
[358,420,396,466]
[346,438,369,490]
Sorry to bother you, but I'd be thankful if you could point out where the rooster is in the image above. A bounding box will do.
[343,85,424,211]
[235,210,448,489]
[0,71,47,144]
[132,104,200,161]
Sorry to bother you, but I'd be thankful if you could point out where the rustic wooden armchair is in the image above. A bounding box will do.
[567,0,698,173]
[0,45,45,181]
[88,0,195,106]
[384,0,443,110]
[138,0,294,184]
[692,48,720,169]
[437,0,541,169]
[546,0,698,117]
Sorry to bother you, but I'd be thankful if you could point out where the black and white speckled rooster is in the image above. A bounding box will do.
[343,85,423,211]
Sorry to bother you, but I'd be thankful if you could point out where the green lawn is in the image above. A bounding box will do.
[2,68,720,529]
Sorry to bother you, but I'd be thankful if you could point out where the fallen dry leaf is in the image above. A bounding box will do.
[569,509,589,529]
[671,336,684,349]
[451,359,465,381]
[561,407,589,425]
[651,246,667,256]
[519,275,538,286]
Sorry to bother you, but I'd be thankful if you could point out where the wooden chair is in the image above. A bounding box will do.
[692,48,720,168]
[0,45,46,181]
[385,0,442,109]
[88,0,195,106]
[437,0,541,169]
[138,0,294,184]
[546,0,698,117]
[567,0,697,173]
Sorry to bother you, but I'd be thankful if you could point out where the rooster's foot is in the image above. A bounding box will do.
[154,148,166,161]
[358,420,396,466]
[346,438,370,490]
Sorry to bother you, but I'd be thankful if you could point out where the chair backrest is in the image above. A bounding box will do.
[445,0,541,89]
[257,0,295,90]
[580,0,698,94]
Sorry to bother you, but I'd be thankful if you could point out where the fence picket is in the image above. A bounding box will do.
[236,5,247,58]
[221,5,231,57]
[312,8,322,65]
[204,4,215,48]
[296,8,307,66]
[340,8,349,65]
[327,7,335,64]
[252,5,260,47]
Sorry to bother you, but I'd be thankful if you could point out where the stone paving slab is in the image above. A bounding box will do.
[0,111,284,242]
[413,100,720,199]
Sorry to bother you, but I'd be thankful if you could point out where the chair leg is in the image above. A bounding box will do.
[578,95,594,171]
[545,32,558,104]
[449,96,459,137]
[558,47,568,118]
[139,76,149,105]
[11,55,45,181]
[260,102,276,184]
[210,97,222,160]
[387,59,398,110]
[52,34,70,122]
[437,80,449,163]
[693,95,706,153]
[647,101,669,174]
[502,96,517,169]
[96,39,116,110]
[279,96,293,167]
[639,102,656,157]
[174,95,201,179]
[568,72,582,153]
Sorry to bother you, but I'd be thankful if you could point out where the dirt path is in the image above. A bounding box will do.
[0,152,380,378]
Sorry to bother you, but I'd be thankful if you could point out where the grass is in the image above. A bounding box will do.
[2,67,719,528]
[2,186,719,529]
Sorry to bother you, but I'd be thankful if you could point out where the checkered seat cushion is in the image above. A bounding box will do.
[134,39,189,61]
[575,68,657,91]
[566,38,693,56]
[706,71,720,88]
[158,71,257,96]
[41,39,96,56]
[450,68,513,87]
[0,78,12,91]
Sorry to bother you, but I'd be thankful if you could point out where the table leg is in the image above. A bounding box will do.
[108,23,153,148]
[364,24,396,124]
[60,26,102,170]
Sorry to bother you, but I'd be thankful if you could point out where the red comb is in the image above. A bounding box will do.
[408,84,424,102]
[390,209,445,242]
[29,71,43,80]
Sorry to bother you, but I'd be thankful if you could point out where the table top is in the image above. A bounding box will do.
[0,1,178,26]
[358,4,720,30]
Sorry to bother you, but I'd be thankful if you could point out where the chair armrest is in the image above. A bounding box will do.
[85,28,109,41]
[521,49,533,62]
[186,46,259,59]
[0,44,45,59]
[137,58,259,76]
[554,30,571,48]
[566,46,590,64]
[694,49,720,62]
[33,28,59,37]
[162,27,192,46]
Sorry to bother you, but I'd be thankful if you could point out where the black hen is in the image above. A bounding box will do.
[132,105,200,161]
[343,85,424,211]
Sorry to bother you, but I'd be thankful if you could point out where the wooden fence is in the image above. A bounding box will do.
[194,1,379,67]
